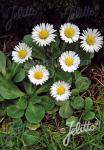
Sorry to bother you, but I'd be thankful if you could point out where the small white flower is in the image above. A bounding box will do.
[59,51,80,72]
[60,23,80,43]
[50,81,71,101]
[80,28,103,53]
[28,65,49,85]
[32,23,56,47]
[12,43,32,64]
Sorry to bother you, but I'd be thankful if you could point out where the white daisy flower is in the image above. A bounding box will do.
[50,81,71,101]
[32,23,56,47]
[60,23,80,43]
[59,51,80,72]
[28,65,49,85]
[12,43,32,64]
[80,28,103,53]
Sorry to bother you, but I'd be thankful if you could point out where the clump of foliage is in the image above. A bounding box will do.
[0,22,103,149]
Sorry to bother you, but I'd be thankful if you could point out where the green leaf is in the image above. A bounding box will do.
[83,111,95,121]
[22,34,33,47]
[66,116,78,127]
[6,105,24,118]
[74,70,82,80]
[16,97,27,110]
[0,51,6,76]
[75,76,91,93]
[27,123,40,131]
[24,61,34,71]
[72,89,79,96]
[25,103,45,123]
[41,96,55,111]
[0,79,24,99]
[35,83,50,95]
[22,34,46,60]
[84,97,93,110]
[23,81,35,94]
[14,69,25,82]
[55,101,66,106]
[59,101,73,118]
[47,106,58,114]
[61,42,68,51]
[30,95,41,104]
[52,132,61,143]
[71,96,84,110]
[48,68,55,78]
[6,62,21,79]
[0,95,4,101]
[0,133,3,144]
[0,109,5,117]
[77,48,94,67]
[55,70,72,83]
[22,131,40,146]
[51,37,61,59]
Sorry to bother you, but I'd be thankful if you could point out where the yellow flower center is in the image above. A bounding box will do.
[86,35,96,45]
[65,57,74,66]
[57,86,65,95]
[39,30,49,39]
[18,49,27,59]
[34,71,43,80]
[64,27,75,38]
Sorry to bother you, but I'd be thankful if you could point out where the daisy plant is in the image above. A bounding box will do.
[0,23,103,127]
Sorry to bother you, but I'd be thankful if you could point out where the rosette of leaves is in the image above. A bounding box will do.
[0,32,95,125]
